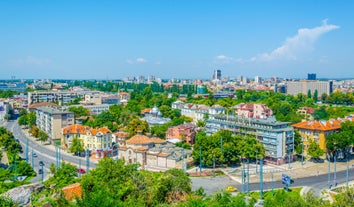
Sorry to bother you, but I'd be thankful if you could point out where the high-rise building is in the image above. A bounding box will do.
[286,81,333,97]
[237,75,243,83]
[307,73,316,80]
[254,76,262,84]
[242,76,248,85]
[212,69,221,81]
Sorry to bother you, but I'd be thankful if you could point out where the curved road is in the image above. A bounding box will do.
[4,119,353,195]
[4,120,96,182]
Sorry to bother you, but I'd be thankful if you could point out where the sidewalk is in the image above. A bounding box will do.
[21,128,99,165]
[224,158,354,183]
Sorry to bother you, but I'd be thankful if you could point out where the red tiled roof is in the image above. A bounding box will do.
[90,127,111,135]
[63,124,90,135]
[28,102,60,109]
[62,183,82,200]
[293,120,341,131]
[126,134,152,145]
[140,108,151,114]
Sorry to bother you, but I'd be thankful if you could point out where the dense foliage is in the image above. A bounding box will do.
[326,121,354,160]
[192,130,265,167]
[0,127,34,194]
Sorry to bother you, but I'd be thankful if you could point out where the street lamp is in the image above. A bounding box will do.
[334,151,337,187]
[259,158,264,203]
[199,147,202,173]
[26,137,29,163]
[39,160,45,184]
[301,138,304,166]
[255,150,258,173]
[327,155,331,189]
[346,155,349,187]
[31,148,34,169]
[85,148,90,173]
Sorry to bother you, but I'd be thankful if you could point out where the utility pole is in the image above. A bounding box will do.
[199,147,202,173]
[346,156,349,187]
[247,158,250,196]
[79,152,82,177]
[301,138,304,166]
[271,172,274,196]
[182,146,186,172]
[55,144,59,168]
[220,136,223,167]
[13,155,17,181]
[31,149,34,169]
[328,156,331,189]
[26,137,29,163]
[259,158,263,203]
[86,149,90,173]
[334,153,337,187]
[255,151,258,173]
[241,159,245,193]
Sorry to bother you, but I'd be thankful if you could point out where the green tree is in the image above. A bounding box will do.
[307,140,324,159]
[313,90,318,103]
[68,106,90,118]
[312,106,329,120]
[38,130,49,142]
[69,136,84,155]
[27,112,36,127]
[29,125,39,137]
[294,130,303,155]
[307,90,312,99]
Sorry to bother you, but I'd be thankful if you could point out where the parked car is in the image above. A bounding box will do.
[38,169,43,174]
[39,161,44,166]
[32,152,37,157]
[77,168,86,174]
[226,186,238,192]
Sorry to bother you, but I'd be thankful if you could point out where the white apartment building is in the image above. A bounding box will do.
[286,81,333,97]
[28,90,100,105]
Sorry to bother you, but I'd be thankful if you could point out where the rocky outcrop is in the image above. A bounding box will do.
[1,183,44,206]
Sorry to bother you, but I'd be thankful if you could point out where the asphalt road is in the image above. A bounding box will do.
[4,118,353,196]
[4,119,96,182]
[192,165,354,195]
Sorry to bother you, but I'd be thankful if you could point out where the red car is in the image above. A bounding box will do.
[77,168,86,174]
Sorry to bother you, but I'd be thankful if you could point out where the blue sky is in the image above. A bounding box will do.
[0,1,353,80]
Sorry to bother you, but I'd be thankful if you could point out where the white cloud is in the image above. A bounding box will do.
[127,57,148,64]
[215,54,244,63]
[136,57,147,63]
[254,19,339,62]
[10,56,51,66]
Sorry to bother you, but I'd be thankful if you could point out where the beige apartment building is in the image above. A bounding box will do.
[36,106,74,144]
[62,124,112,152]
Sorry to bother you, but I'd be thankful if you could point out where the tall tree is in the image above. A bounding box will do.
[313,90,318,103]
[69,136,84,155]
[307,140,324,159]
[307,90,312,99]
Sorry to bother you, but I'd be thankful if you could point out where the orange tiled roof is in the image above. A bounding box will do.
[140,108,151,114]
[28,102,60,109]
[90,127,112,135]
[126,134,153,145]
[62,183,82,200]
[150,137,167,144]
[293,120,341,131]
[63,124,90,135]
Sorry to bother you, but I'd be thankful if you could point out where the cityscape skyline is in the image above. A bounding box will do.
[1,1,354,79]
